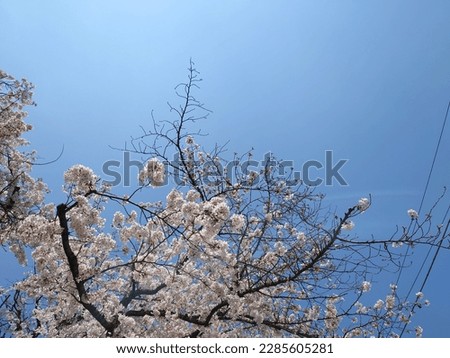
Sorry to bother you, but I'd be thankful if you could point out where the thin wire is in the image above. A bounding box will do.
[418,101,450,212]
[393,101,450,336]
[416,217,449,292]
[405,203,449,299]
[395,101,450,286]
[400,213,450,337]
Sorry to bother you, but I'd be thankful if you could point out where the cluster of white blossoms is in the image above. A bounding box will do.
[342,220,355,230]
[325,299,341,331]
[0,70,49,259]
[357,197,370,212]
[229,213,246,231]
[185,135,194,145]
[64,164,98,195]
[340,197,371,231]
[246,170,259,184]
[373,299,384,310]
[415,325,423,338]
[407,209,419,220]
[138,158,165,186]
[361,281,372,292]
[112,211,125,228]
[385,294,396,310]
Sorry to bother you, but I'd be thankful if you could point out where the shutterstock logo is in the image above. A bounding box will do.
[102,151,349,187]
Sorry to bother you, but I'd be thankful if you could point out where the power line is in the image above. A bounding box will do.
[395,101,449,287]
[418,101,450,213]
[404,196,449,300]
[395,100,450,336]
[400,212,450,337]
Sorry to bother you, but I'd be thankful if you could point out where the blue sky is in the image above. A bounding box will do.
[1,1,449,337]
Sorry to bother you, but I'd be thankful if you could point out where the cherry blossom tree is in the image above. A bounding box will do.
[0,71,49,262]
[0,64,448,338]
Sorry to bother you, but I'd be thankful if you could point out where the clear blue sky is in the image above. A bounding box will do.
[1,0,449,337]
